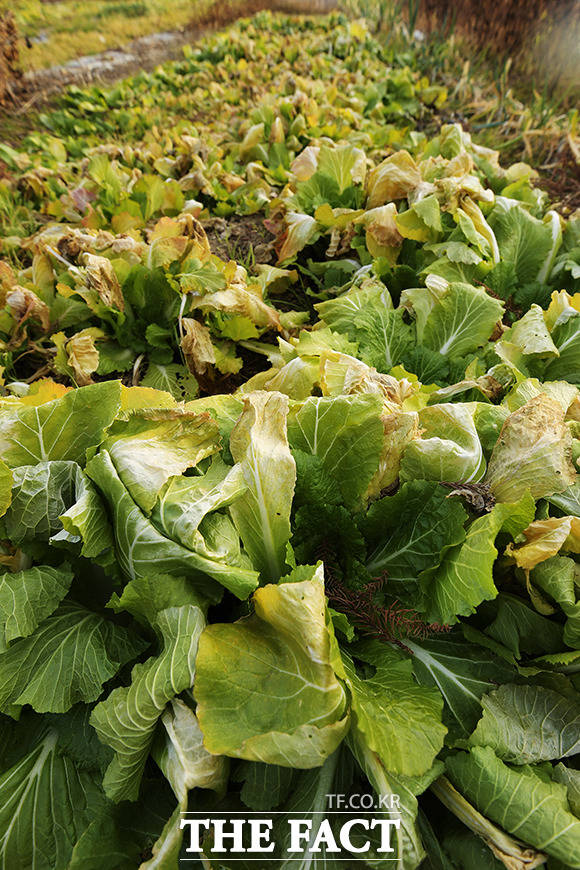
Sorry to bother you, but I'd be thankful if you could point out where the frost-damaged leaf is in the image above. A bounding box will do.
[180,317,215,376]
[408,636,518,741]
[395,194,441,242]
[91,604,204,802]
[421,491,535,624]
[360,203,403,260]
[470,684,580,764]
[288,393,383,509]
[366,408,420,498]
[484,394,576,502]
[0,564,73,651]
[191,276,282,333]
[363,480,467,602]
[276,212,319,262]
[366,150,422,208]
[86,450,258,601]
[52,329,102,386]
[101,408,220,513]
[0,602,144,715]
[0,381,121,467]
[81,252,125,311]
[186,394,244,446]
[505,515,580,571]
[495,304,559,371]
[194,565,348,767]
[229,391,296,581]
[446,746,580,867]
[6,286,50,332]
[343,642,446,777]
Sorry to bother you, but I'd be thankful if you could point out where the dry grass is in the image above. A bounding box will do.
[12,0,214,70]
[418,0,580,91]
[11,0,337,72]
[0,12,21,106]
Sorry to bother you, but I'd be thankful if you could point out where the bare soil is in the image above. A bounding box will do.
[203,215,276,265]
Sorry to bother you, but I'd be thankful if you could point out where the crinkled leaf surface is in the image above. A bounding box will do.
[5,460,79,545]
[470,683,580,763]
[152,457,246,549]
[101,408,220,513]
[484,394,576,502]
[400,404,486,485]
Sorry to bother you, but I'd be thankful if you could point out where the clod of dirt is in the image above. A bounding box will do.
[202,214,276,265]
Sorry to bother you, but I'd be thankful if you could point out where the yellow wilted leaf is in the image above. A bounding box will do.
[181,318,216,376]
[506,516,580,571]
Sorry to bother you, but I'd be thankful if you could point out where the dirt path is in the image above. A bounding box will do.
[13,0,337,107]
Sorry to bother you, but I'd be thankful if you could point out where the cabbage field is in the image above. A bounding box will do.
[0,6,579,869]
